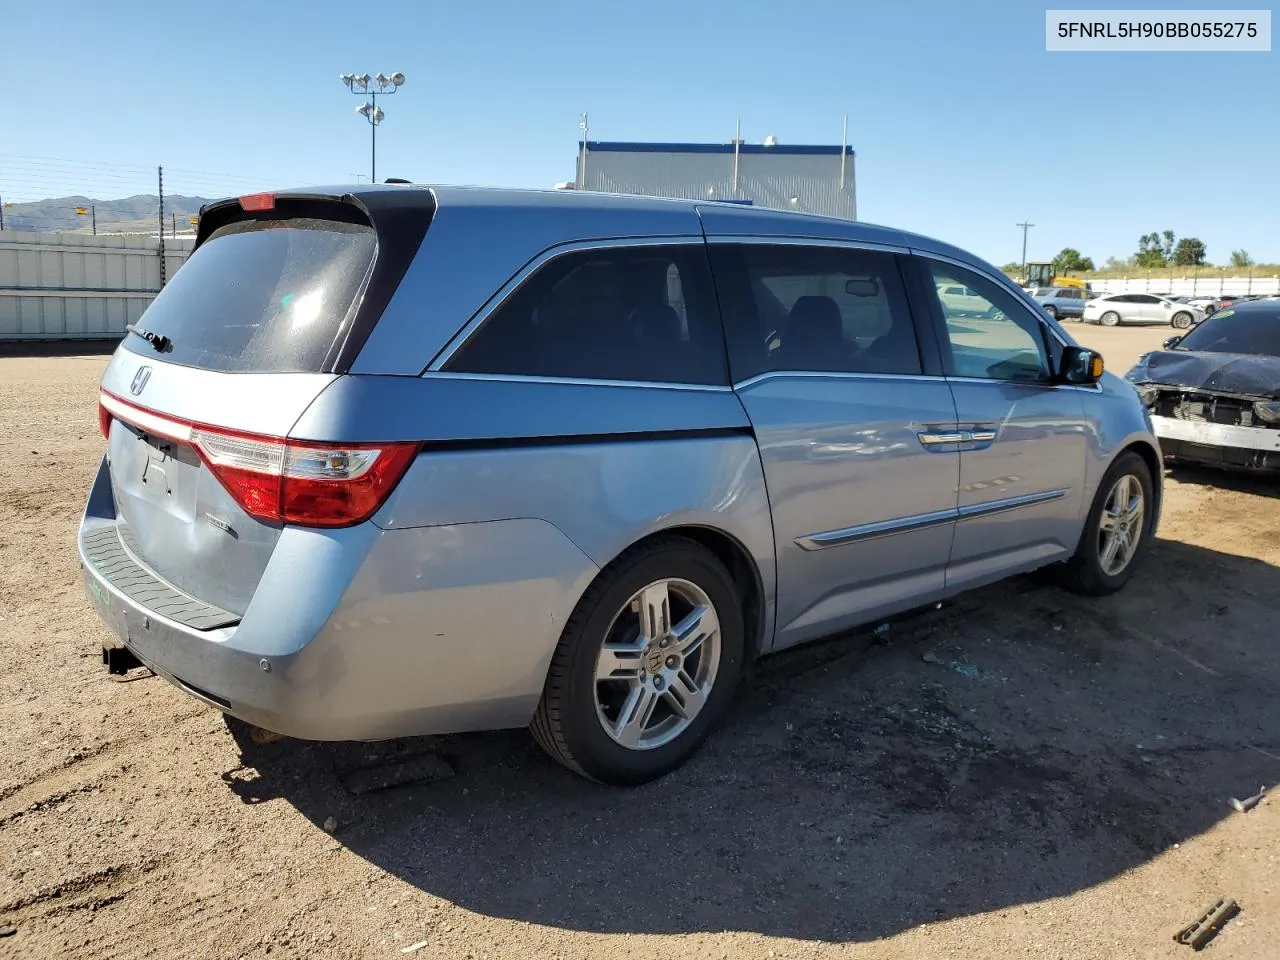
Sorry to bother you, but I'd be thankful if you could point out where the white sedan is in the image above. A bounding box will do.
[1083,293,1205,329]
[1187,296,1222,315]
[936,281,996,317]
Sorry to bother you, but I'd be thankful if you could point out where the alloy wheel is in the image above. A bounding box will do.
[593,578,721,750]
[1097,474,1145,576]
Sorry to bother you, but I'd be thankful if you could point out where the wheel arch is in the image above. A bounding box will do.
[596,524,769,665]
[1119,438,1164,531]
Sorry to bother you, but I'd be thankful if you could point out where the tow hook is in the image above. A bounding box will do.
[103,644,143,675]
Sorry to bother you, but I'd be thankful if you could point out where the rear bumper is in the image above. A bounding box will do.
[79,460,599,740]
[1152,415,1280,471]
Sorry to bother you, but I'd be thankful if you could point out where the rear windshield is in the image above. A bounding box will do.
[1175,306,1280,357]
[122,218,376,373]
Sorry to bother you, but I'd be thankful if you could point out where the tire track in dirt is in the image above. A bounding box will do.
[0,699,220,829]
[0,863,146,926]
[64,851,376,960]
[0,742,118,824]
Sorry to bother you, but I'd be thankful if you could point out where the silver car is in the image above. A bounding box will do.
[1083,293,1205,329]
[1029,286,1091,321]
[79,186,1162,784]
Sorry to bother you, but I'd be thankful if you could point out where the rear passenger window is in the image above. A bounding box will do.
[710,245,921,379]
[445,246,727,385]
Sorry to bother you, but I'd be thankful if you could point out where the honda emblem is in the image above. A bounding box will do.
[130,366,152,396]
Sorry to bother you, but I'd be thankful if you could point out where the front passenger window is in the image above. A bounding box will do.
[926,263,1050,383]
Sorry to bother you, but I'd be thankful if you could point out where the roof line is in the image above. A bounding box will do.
[581,140,855,157]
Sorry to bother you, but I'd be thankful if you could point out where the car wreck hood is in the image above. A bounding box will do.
[1127,350,1280,400]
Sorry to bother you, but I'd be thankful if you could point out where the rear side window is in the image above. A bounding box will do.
[122,218,376,373]
[445,245,728,385]
[710,244,922,379]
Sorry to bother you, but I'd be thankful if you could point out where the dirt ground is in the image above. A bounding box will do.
[2,324,1278,960]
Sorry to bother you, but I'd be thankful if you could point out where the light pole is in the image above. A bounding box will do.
[1016,221,1034,279]
[75,204,97,235]
[339,71,405,183]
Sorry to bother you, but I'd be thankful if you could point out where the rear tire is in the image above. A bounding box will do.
[1058,451,1154,596]
[1100,311,1121,327]
[1171,311,1193,329]
[531,536,745,785]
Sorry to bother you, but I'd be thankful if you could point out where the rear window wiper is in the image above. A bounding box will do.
[125,324,172,353]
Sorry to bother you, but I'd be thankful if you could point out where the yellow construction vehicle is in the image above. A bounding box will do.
[1024,261,1088,290]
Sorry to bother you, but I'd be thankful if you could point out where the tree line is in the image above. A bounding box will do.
[1004,233,1256,274]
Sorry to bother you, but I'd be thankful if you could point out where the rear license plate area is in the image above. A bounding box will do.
[139,435,176,496]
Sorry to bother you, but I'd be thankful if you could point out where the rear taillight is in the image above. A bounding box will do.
[190,426,419,527]
[99,391,418,528]
[98,400,112,439]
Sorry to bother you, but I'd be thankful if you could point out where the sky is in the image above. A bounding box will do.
[2,0,1277,266]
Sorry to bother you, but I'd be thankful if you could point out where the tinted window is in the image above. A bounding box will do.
[121,219,375,373]
[710,245,921,379]
[1132,295,1160,304]
[446,245,727,385]
[1174,305,1280,356]
[925,261,1049,382]
[1060,288,1082,299]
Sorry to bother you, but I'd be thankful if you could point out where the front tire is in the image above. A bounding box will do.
[1059,451,1154,596]
[1171,311,1193,329]
[531,536,745,785]
[1044,305,1059,320]
[1100,311,1121,327]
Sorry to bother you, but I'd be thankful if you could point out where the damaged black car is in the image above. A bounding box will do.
[1126,298,1280,471]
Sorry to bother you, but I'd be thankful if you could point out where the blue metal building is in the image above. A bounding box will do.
[570,139,857,220]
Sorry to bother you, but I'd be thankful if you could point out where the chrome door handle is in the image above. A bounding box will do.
[917,427,999,448]
[918,431,967,445]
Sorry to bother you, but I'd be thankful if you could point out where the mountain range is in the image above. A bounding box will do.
[0,194,213,235]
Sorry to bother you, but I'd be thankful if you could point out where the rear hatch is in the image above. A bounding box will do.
[95,190,432,619]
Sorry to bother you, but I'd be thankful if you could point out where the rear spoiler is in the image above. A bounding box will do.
[193,187,437,372]
[194,186,432,246]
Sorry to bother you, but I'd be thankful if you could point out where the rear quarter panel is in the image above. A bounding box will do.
[296,375,779,647]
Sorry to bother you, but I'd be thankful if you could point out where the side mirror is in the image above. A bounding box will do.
[1059,345,1104,384]
[1162,335,1182,349]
